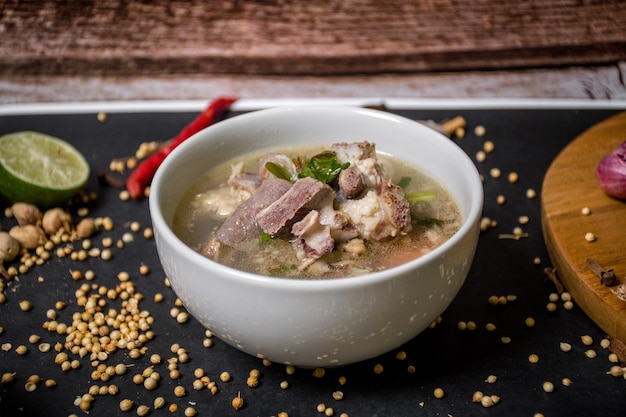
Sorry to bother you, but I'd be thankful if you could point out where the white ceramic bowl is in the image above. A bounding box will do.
[150,105,483,367]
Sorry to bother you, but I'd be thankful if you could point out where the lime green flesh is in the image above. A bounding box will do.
[0,131,90,208]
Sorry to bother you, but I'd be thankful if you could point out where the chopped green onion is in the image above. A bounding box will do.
[264,162,292,181]
[260,232,274,243]
[269,264,297,276]
[405,190,436,203]
[397,176,412,189]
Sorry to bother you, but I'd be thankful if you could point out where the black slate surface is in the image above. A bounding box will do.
[1,104,625,417]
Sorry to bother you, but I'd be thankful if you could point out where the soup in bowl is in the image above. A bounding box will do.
[149,105,483,367]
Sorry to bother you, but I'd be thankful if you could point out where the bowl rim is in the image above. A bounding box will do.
[149,105,483,291]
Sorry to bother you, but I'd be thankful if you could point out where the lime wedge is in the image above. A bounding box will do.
[0,131,90,208]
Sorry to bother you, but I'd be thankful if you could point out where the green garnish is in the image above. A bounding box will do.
[397,176,411,189]
[298,150,350,184]
[412,217,445,228]
[260,232,274,243]
[269,264,298,276]
[264,162,292,181]
[405,190,436,203]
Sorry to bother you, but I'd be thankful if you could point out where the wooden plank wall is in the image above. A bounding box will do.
[1,0,625,102]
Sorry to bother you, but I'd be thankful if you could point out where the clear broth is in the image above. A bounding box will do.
[173,145,462,279]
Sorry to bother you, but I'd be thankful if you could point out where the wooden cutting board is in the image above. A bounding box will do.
[542,111,626,343]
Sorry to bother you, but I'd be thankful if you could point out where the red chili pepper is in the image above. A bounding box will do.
[126,96,237,199]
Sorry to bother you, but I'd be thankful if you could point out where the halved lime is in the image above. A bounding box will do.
[0,131,90,208]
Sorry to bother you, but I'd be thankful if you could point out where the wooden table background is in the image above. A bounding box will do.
[1,0,626,104]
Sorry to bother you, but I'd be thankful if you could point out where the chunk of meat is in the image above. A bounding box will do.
[338,181,412,241]
[374,181,412,239]
[292,210,335,260]
[338,165,364,199]
[331,142,376,164]
[331,142,384,188]
[318,205,359,243]
[256,177,336,237]
[216,177,292,246]
[202,236,222,260]
[228,162,262,193]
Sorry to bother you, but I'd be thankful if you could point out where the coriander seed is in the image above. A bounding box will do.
[143,376,158,390]
[600,338,611,349]
[481,395,494,408]
[474,125,486,136]
[232,392,244,410]
[584,349,597,358]
[174,385,186,397]
[581,335,593,346]
[176,312,189,323]
[607,366,625,377]
[153,397,166,409]
[373,364,383,374]
[246,376,258,387]
[542,381,554,393]
[1,372,16,384]
[433,387,445,399]
[472,391,484,402]
[120,399,133,411]
[137,405,150,416]
[19,300,32,311]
